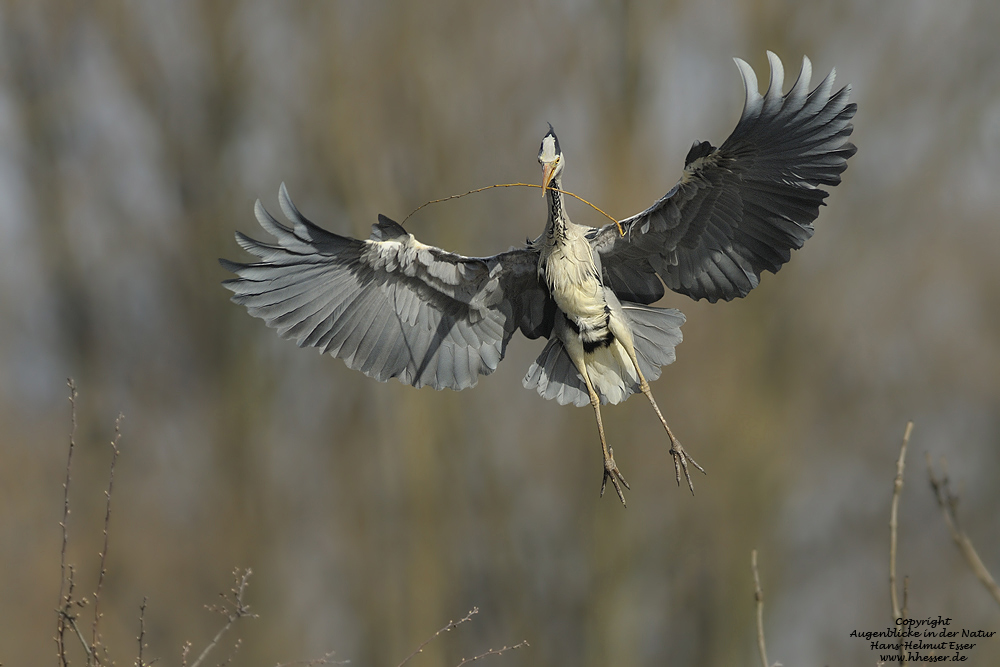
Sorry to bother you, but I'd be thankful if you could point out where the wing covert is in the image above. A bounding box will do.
[221,184,547,390]
[592,52,857,303]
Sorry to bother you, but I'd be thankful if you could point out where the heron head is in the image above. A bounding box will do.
[538,124,564,196]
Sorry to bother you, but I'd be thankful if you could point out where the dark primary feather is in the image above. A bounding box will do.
[221,183,548,390]
[590,51,857,303]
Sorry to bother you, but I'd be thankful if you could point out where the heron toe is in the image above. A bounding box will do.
[668,438,705,495]
[600,446,631,507]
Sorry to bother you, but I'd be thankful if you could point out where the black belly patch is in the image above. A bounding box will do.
[583,331,615,353]
[564,312,615,353]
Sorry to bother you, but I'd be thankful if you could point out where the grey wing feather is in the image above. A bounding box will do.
[621,304,685,383]
[521,337,591,407]
[591,52,857,304]
[221,183,546,390]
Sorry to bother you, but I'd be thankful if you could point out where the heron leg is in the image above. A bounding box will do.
[623,347,705,494]
[578,368,630,506]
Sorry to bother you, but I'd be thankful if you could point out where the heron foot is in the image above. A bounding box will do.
[600,446,631,507]
[668,437,705,495]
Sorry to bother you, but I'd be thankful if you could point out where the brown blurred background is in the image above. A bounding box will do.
[2,1,999,665]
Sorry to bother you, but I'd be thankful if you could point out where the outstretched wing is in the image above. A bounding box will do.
[221,183,549,390]
[591,52,857,304]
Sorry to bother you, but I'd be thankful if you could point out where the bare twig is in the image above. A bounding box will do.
[58,568,96,665]
[889,421,913,666]
[751,550,769,667]
[216,637,243,667]
[453,640,529,667]
[64,570,93,652]
[67,614,96,663]
[187,568,257,667]
[889,421,912,618]
[55,383,129,667]
[56,379,79,667]
[92,413,123,659]
[401,183,624,235]
[135,597,156,667]
[926,453,1000,606]
[396,608,479,667]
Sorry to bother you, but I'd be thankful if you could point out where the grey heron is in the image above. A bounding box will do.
[221,52,856,506]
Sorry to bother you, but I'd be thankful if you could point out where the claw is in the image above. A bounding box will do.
[600,446,631,507]
[620,355,708,495]
[668,437,705,495]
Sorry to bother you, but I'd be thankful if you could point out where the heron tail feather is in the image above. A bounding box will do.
[522,304,684,406]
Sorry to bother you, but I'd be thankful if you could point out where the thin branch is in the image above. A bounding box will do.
[216,637,242,667]
[187,569,256,667]
[396,608,479,667]
[57,379,79,667]
[926,453,1000,607]
[889,421,912,619]
[187,612,234,666]
[55,565,102,666]
[92,414,123,658]
[401,183,624,234]
[889,421,913,667]
[135,597,156,667]
[66,611,96,664]
[57,569,98,666]
[453,640,529,667]
[751,550,769,667]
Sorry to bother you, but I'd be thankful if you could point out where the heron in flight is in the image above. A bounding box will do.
[222,52,856,506]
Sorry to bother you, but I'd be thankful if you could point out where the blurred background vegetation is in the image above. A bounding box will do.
[1,1,999,665]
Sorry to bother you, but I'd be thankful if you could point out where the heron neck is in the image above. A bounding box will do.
[544,176,568,235]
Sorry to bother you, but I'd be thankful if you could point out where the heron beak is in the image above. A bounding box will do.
[541,162,556,198]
